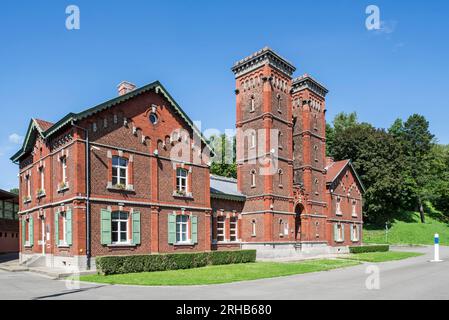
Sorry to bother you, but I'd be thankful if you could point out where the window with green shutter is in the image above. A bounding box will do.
[132,211,141,245]
[21,219,26,247]
[168,213,176,244]
[191,215,198,244]
[54,212,59,245]
[29,217,34,246]
[101,209,112,245]
[341,224,345,242]
[66,209,72,246]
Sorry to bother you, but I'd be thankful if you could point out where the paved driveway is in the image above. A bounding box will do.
[0,246,448,300]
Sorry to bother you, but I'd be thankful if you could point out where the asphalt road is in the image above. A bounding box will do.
[0,246,448,300]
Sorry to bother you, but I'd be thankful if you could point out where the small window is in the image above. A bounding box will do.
[336,197,342,216]
[230,217,238,242]
[278,169,283,187]
[61,157,67,184]
[278,132,283,149]
[176,215,189,243]
[103,118,108,128]
[113,114,118,124]
[250,96,255,112]
[217,216,225,242]
[149,113,158,125]
[352,224,359,241]
[112,156,128,187]
[176,168,188,192]
[352,200,357,217]
[277,94,282,112]
[251,220,257,237]
[250,132,256,149]
[111,211,129,244]
[250,170,256,187]
[92,122,97,133]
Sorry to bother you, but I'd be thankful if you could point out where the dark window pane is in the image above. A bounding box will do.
[112,232,118,242]
[120,232,127,241]
[111,212,119,219]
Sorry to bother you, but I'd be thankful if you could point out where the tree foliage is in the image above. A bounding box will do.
[208,134,237,179]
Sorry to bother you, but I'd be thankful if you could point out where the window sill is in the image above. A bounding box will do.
[36,193,46,199]
[352,215,358,218]
[23,199,32,204]
[58,244,70,248]
[172,192,193,199]
[107,243,136,248]
[107,185,135,193]
[24,244,32,248]
[335,240,344,243]
[57,185,70,193]
[336,213,343,216]
[173,242,194,246]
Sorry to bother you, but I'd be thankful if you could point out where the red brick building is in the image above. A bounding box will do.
[11,48,364,270]
[0,189,19,254]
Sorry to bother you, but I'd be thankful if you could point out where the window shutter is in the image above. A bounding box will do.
[357,225,361,241]
[341,224,345,242]
[168,213,176,244]
[101,209,112,245]
[333,223,338,241]
[29,217,34,246]
[132,211,141,245]
[191,215,198,244]
[54,212,59,245]
[21,219,26,247]
[66,209,73,246]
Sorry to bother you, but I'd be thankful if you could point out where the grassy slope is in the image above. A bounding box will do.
[364,211,449,245]
[81,260,359,286]
[341,251,423,263]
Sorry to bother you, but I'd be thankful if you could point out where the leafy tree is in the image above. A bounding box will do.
[9,188,19,195]
[331,123,406,224]
[425,144,449,215]
[208,134,237,179]
[327,112,358,157]
[395,114,435,223]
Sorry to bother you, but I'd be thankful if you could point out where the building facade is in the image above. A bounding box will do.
[11,48,364,270]
[0,189,19,254]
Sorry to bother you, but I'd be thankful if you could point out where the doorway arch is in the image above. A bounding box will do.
[294,203,304,241]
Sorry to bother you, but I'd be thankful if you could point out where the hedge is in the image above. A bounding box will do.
[349,245,390,254]
[96,250,257,275]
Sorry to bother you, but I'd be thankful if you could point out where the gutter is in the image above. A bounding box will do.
[71,120,92,270]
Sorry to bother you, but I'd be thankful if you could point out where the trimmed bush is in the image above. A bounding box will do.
[96,250,257,275]
[349,245,390,254]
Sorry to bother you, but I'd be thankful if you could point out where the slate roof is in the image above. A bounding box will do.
[11,81,212,162]
[210,175,246,201]
[325,159,366,193]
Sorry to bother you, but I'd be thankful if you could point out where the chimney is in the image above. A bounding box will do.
[117,81,136,96]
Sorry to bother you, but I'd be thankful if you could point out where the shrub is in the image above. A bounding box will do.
[96,250,257,275]
[349,245,390,254]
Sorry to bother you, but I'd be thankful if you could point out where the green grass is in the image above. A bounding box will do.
[364,211,449,246]
[341,251,423,263]
[80,259,360,286]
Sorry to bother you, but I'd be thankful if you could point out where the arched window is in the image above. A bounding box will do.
[250,131,256,149]
[277,94,282,112]
[314,145,319,162]
[251,220,257,237]
[250,169,256,187]
[352,200,357,217]
[278,169,284,187]
[250,95,255,112]
[336,196,342,215]
[278,131,283,149]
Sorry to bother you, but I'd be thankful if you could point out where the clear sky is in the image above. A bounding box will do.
[0,0,448,190]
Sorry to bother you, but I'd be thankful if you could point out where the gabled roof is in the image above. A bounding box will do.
[11,81,212,162]
[210,175,246,202]
[325,159,366,193]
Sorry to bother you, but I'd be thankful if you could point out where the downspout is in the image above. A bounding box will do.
[71,121,91,270]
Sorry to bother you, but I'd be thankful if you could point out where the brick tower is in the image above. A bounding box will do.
[232,47,296,243]
[291,74,329,242]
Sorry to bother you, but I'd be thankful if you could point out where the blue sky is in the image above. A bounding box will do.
[1,0,448,190]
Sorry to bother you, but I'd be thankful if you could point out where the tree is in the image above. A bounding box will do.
[331,123,406,224]
[9,188,19,195]
[208,134,237,178]
[425,144,449,215]
[327,112,358,157]
[396,114,435,223]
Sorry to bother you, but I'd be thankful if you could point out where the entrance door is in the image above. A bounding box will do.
[295,204,303,241]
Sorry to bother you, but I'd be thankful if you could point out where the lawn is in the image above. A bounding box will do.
[341,251,423,263]
[80,259,360,286]
[364,211,449,246]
